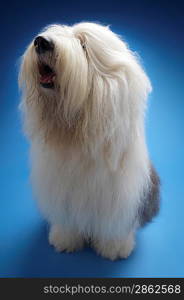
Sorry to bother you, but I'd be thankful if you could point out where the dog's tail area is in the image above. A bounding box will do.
[138,164,160,227]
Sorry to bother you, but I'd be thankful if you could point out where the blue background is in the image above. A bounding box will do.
[0,0,184,277]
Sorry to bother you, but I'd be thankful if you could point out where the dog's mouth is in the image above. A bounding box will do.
[38,63,56,89]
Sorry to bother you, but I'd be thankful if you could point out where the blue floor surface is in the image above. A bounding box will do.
[0,1,184,277]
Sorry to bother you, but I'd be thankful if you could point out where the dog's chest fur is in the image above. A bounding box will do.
[31,141,139,239]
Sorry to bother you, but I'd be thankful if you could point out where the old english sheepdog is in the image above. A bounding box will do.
[19,22,160,260]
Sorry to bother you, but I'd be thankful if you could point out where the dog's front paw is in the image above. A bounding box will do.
[93,232,135,260]
[49,225,84,253]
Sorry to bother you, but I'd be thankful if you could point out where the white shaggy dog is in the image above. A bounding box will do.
[19,22,160,260]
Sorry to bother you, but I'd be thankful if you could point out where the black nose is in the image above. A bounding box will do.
[34,36,54,54]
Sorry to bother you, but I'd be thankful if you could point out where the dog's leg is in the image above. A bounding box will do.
[93,231,135,260]
[49,224,84,253]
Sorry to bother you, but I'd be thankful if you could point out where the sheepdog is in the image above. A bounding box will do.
[19,22,160,260]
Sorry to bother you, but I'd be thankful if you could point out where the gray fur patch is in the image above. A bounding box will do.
[138,164,160,227]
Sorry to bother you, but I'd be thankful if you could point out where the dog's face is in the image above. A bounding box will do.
[20,23,128,106]
[20,24,89,102]
[32,25,89,93]
[19,22,151,151]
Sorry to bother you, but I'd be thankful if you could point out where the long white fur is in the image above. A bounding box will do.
[19,22,152,260]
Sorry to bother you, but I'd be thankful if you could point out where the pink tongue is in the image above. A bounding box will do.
[40,74,54,83]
